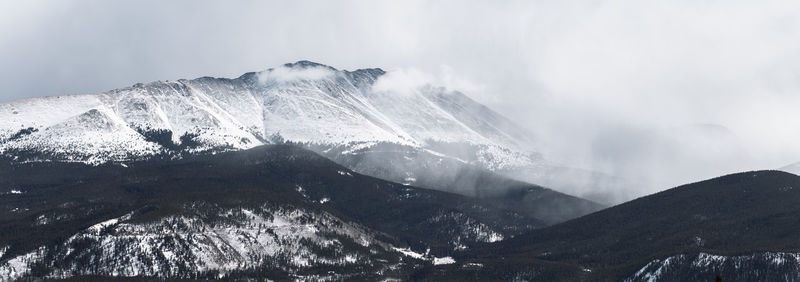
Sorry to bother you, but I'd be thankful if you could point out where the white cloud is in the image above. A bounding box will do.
[372,68,432,94]
[372,66,484,96]
[439,65,484,94]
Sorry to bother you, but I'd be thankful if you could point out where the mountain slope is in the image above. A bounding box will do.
[420,170,800,281]
[0,144,549,280]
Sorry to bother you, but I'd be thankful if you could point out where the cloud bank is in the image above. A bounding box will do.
[372,66,482,97]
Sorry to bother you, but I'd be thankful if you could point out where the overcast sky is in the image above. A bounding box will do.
[2,0,800,195]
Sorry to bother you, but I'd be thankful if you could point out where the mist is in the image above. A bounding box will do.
[257,64,336,84]
[2,0,800,201]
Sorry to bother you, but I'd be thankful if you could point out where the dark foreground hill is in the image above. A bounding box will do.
[419,170,800,281]
[0,144,557,280]
[7,144,797,281]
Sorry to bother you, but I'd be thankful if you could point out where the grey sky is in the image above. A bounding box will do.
[2,0,800,196]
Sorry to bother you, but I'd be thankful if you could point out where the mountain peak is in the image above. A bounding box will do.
[281,60,386,78]
[283,60,337,70]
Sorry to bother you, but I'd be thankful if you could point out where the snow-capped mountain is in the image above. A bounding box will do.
[0,60,535,170]
[0,61,608,219]
[0,60,586,212]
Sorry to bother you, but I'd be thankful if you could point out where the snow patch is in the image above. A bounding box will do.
[4,189,23,195]
[392,246,456,266]
[391,247,427,260]
[295,185,308,198]
[462,262,483,268]
[433,257,456,265]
